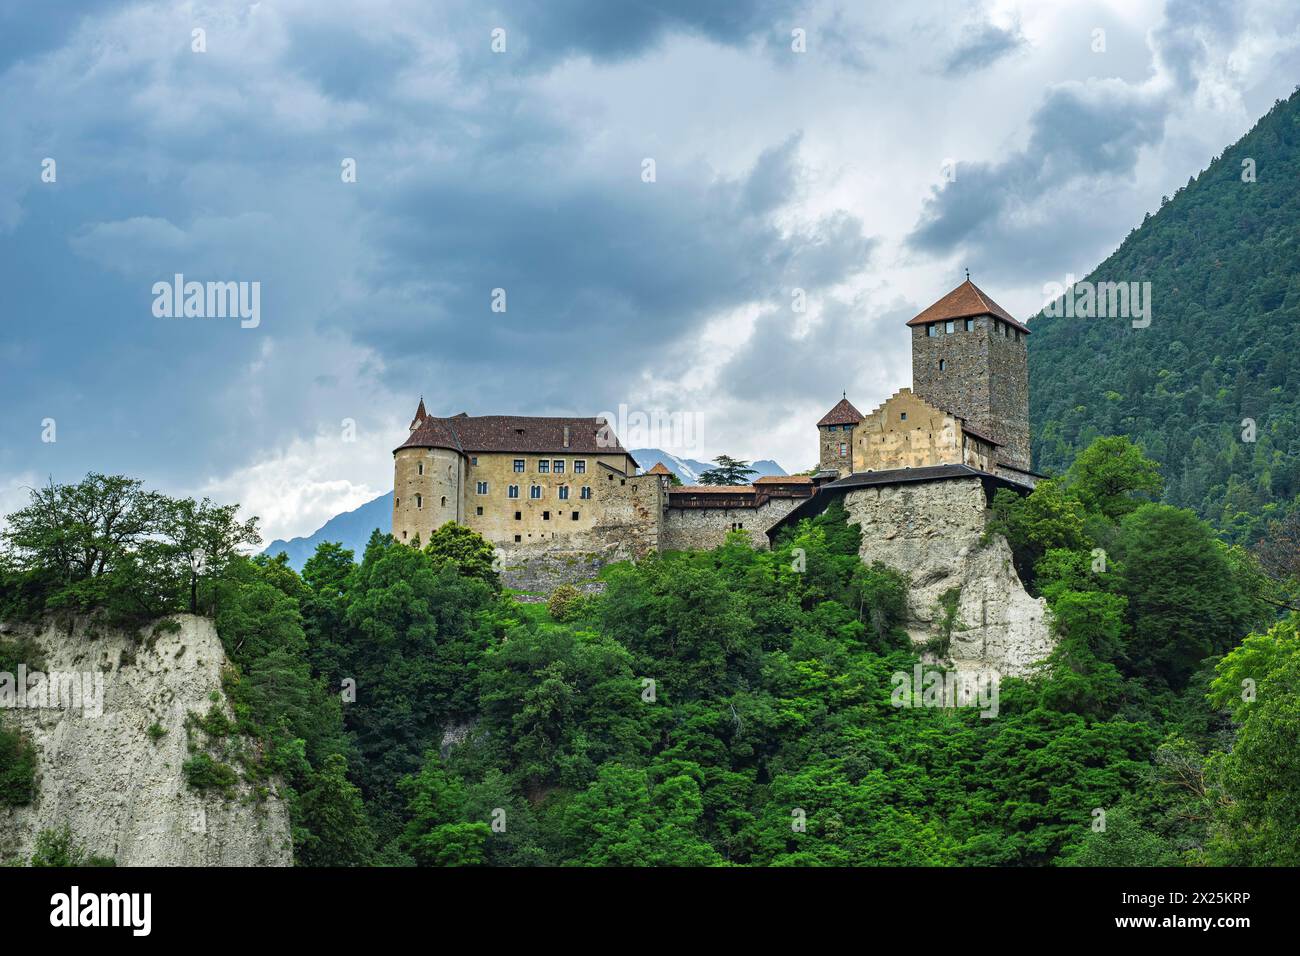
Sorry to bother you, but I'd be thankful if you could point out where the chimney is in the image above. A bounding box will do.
[563,426,571,448]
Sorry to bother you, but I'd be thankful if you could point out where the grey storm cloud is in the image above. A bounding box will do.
[908,80,1170,262]
[352,132,876,406]
[907,0,1260,273]
[941,19,1025,77]
[1152,0,1245,94]
[0,2,875,490]
[716,295,913,405]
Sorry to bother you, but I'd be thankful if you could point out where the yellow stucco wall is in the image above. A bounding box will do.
[393,447,651,549]
[853,388,993,472]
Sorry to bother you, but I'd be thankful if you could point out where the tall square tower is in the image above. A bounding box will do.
[907,279,1031,471]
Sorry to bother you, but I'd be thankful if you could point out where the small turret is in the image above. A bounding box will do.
[409,397,428,432]
[816,394,864,477]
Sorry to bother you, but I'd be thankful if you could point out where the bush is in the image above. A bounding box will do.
[182,752,239,795]
[29,825,115,867]
[0,723,36,806]
[547,584,583,621]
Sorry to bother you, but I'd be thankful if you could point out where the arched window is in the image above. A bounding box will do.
[441,496,447,508]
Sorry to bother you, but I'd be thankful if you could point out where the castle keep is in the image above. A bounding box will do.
[815,279,1034,483]
[393,278,1040,562]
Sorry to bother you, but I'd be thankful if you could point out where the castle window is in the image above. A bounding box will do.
[537,460,550,474]
[543,511,550,520]
[927,324,938,337]
[417,462,424,475]
[515,511,521,520]
[508,485,520,499]
[572,511,579,520]
[559,486,570,500]
[416,494,423,509]
[939,359,946,371]
[580,486,592,499]
[965,318,974,331]
[395,497,399,507]
[514,534,521,543]
[476,506,483,516]
[470,456,478,466]
[402,530,407,539]
[553,460,565,473]
[900,412,907,421]
[530,485,542,499]
[513,459,525,472]
[573,460,586,474]
[945,320,954,334]
[839,442,847,457]
[441,496,446,507]
[476,481,489,495]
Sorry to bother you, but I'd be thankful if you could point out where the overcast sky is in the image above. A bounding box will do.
[2,0,1298,542]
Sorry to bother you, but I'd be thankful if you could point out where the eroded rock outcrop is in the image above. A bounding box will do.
[842,477,1054,676]
[0,614,291,866]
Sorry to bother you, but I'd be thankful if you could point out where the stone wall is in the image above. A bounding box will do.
[840,476,1053,676]
[911,314,1031,470]
[662,496,804,552]
[819,423,856,476]
[393,446,463,545]
[0,614,292,866]
[497,550,611,596]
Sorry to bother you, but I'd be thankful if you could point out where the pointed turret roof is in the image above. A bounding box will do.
[647,462,673,475]
[907,279,1029,334]
[817,396,864,427]
[409,397,429,431]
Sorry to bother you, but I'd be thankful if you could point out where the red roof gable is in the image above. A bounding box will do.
[907,280,1030,334]
[817,397,865,427]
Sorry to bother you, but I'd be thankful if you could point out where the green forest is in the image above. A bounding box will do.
[1029,87,1300,545]
[2,435,1298,866]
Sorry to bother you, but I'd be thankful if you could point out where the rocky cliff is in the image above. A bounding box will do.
[842,477,1054,676]
[0,614,292,866]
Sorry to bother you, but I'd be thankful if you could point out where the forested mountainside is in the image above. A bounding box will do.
[1029,88,1300,543]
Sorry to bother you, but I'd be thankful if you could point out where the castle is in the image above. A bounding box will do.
[392,278,1040,558]
[392,278,1053,673]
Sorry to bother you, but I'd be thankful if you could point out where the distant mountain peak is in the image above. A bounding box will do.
[262,491,392,571]
[629,449,786,485]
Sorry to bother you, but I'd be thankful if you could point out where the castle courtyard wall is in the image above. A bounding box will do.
[662,496,804,552]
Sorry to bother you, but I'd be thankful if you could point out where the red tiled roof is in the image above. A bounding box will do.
[754,475,813,483]
[397,407,632,457]
[647,462,673,475]
[817,397,865,426]
[907,280,1030,334]
[670,485,757,495]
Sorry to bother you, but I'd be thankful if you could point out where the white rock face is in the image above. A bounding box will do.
[842,478,1054,676]
[0,614,292,866]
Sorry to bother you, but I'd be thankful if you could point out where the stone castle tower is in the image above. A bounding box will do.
[907,279,1031,470]
[816,278,1033,480]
